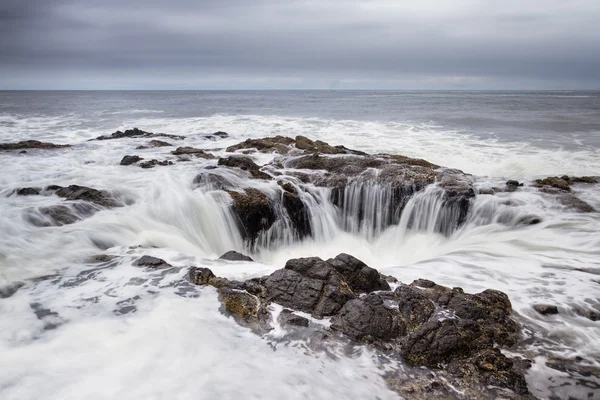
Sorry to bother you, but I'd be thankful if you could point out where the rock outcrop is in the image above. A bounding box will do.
[187,253,530,399]
[0,140,70,151]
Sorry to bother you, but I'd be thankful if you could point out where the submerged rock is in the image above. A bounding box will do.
[0,140,70,151]
[534,176,571,191]
[14,187,41,196]
[139,159,174,168]
[27,203,98,227]
[172,147,215,159]
[217,156,270,179]
[148,140,172,147]
[533,304,559,315]
[52,185,120,208]
[219,251,254,262]
[133,256,172,269]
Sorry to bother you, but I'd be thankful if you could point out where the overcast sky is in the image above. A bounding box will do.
[1,0,599,89]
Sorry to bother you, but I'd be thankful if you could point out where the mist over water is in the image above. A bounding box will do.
[1,91,599,399]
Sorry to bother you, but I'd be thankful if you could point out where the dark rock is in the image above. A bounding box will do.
[139,159,174,168]
[219,251,254,262]
[172,147,215,159]
[218,286,271,333]
[226,136,296,154]
[135,146,149,150]
[278,309,310,328]
[264,268,325,314]
[281,189,311,239]
[120,155,143,165]
[506,180,522,187]
[573,306,600,321]
[394,285,435,334]
[28,203,98,227]
[326,253,391,293]
[193,171,234,190]
[227,188,276,242]
[95,128,185,141]
[188,266,229,289]
[331,294,401,341]
[570,176,598,184]
[0,140,70,150]
[218,156,270,179]
[204,131,229,140]
[148,140,172,147]
[53,185,119,207]
[133,255,171,269]
[533,304,559,315]
[15,187,41,196]
[534,176,571,191]
[0,281,25,298]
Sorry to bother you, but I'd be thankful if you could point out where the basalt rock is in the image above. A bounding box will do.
[95,128,185,141]
[27,203,99,227]
[148,140,172,147]
[533,304,559,315]
[187,255,528,399]
[219,251,254,262]
[227,188,276,242]
[133,255,172,269]
[52,185,120,208]
[226,135,365,155]
[0,140,70,151]
[218,156,270,179]
[15,187,41,196]
[120,155,143,165]
[139,159,174,168]
[534,176,571,191]
[172,147,215,159]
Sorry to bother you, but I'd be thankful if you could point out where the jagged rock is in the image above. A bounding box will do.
[95,127,185,141]
[15,187,41,196]
[218,156,270,179]
[227,188,276,242]
[264,254,389,317]
[172,147,215,159]
[120,155,143,165]
[281,187,311,239]
[186,255,528,398]
[226,135,365,155]
[534,176,571,191]
[331,293,401,340]
[205,131,229,140]
[148,140,172,147]
[139,159,174,168]
[219,251,254,262]
[226,136,296,154]
[561,175,598,184]
[278,309,310,328]
[193,171,235,190]
[533,304,559,315]
[0,140,70,150]
[133,256,171,269]
[51,185,119,207]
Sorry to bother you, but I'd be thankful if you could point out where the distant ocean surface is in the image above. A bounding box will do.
[1,90,599,400]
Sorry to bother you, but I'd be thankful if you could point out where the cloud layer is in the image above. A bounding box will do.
[1,0,599,89]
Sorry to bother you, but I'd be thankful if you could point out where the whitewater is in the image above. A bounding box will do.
[1,91,599,399]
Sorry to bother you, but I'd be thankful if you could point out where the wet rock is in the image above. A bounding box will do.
[506,180,523,192]
[133,255,172,269]
[204,131,229,140]
[139,159,174,168]
[28,203,98,227]
[95,127,185,141]
[556,193,595,213]
[0,140,70,151]
[219,251,254,262]
[172,147,215,159]
[533,304,559,315]
[0,281,25,298]
[281,188,311,239]
[188,266,230,289]
[534,176,571,191]
[561,175,598,184]
[331,294,401,340]
[218,286,271,332]
[148,140,172,147]
[394,285,435,334]
[278,309,310,328]
[572,306,599,321]
[227,188,276,242]
[218,156,270,179]
[120,155,143,165]
[226,136,296,154]
[192,171,235,190]
[52,185,120,207]
[15,187,41,196]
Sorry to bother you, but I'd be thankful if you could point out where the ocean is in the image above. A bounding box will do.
[1,90,599,399]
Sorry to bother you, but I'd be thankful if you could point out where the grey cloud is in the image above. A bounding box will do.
[1,0,599,89]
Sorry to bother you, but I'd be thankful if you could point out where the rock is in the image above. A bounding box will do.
[139,159,174,168]
[27,203,98,227]
[506,180,523,192]
[0,140,70,151]
[120,155,143,165]
[227,188,276,242]
[226,136,296,154]
[281,188,311,239]
[556,193,595,213]
[148,140,172,147]
[133,256,171,269]
[278,309,310,328]
[573,306,600,321]
[204,131,229,140]
[570,176,598,184]
[172,147,215,159]
[394,285,435,334]
[15,187,41,196]
[0,281,25,299]
[534,176,571,191]
[219,251,254,262]
[193,171,235,190]
[533,304,559,315]
[218,286,271,332]
[95,127,185,141]
[52,185,119,207]
[217,156,270,179]
[331,294,401,340]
